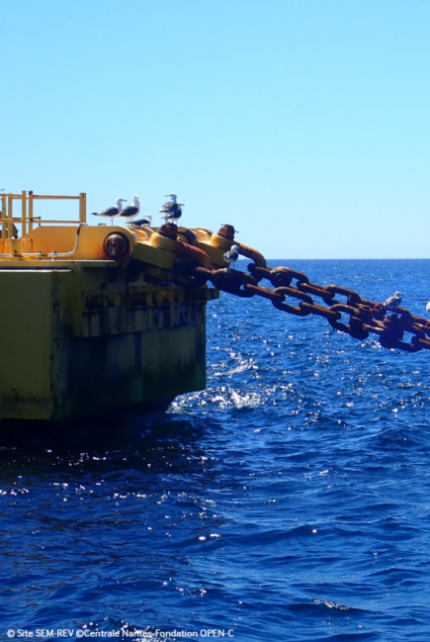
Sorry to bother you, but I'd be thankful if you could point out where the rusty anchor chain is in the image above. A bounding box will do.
[188,264,430,354]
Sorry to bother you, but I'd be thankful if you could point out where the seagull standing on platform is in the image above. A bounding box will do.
[382,292,402,311]
[223,245,240,270]
[129,214,153,228]
[160,193,184,223]
[119,195,140,223]
[92,198,127,224]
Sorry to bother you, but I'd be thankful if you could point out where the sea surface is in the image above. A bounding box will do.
[2,259,430,642]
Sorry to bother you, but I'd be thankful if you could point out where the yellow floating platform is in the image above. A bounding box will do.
[0,191,224,423]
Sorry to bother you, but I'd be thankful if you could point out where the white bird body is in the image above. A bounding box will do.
[160,193,184,223]
[223,244,240,267]
[382,291,402,310]
[92,198,127,224]
[426,301,430,313]
[120,195,140,222]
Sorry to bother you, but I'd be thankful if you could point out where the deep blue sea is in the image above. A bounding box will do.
[2,260,430,642]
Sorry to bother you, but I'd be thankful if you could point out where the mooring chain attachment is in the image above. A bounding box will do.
[189,264,430,354]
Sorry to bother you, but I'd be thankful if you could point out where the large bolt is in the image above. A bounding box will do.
[104,233,129,258]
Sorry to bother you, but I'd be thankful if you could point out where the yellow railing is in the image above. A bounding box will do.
[0,191,86,240]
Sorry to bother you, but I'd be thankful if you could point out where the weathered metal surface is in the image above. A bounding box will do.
[0,264,212,422]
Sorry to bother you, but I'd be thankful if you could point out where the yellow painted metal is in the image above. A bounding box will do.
[0,194,181,266]
[191,228,237,267]
[1,194,5,241]
[0,270,58,419]
[210,232,231,251]
[131,238,177,269]
[1,191,86,240]
[0,258,119,269]
[134,226,153,239]
[0,263,214,421]
[79,192,87,223]
[5,219,85,225]
[193,229,267,268]
[195,239,228,268]
[29,191,34,233]
[0,225,136,262]
[9,238,22,256]
[32,194,82,200]
[21,190,27,237]
[150,232,183,252]
[0,192,267,271]
[0,189,274,423]
[28,226,77,255]
[7,194,12,241]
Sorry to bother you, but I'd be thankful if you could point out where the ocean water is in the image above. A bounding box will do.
[2,259,430,642]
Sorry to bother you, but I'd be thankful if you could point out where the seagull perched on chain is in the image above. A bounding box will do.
[223,244,240,270]
[119,195,140,223]
[160,193,184,223]
[92,198,127,224]
[129,214,153,228]
[382,292,402,311]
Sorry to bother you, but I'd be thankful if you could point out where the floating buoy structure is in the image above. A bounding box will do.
[0,191,266,424]
[1,190,429,426]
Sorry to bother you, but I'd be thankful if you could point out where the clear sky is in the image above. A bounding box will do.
[1,0,429,258]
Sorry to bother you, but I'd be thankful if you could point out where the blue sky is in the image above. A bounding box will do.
[1,0,429,258]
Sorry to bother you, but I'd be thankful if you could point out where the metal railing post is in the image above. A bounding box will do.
[7,194,12,239]
[29,191,34,233]
[1,193,5,241]
[21,190,27,237]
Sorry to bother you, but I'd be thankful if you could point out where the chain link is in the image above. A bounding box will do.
[189,264,430,353]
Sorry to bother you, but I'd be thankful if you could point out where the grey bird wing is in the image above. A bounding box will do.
[120,206,139,217]
[130,217,152,226]
[159,200,175,213]
[383,295,401,308]
[92,206,118,217]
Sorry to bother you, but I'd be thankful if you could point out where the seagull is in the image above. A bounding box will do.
[382,291,402,311]
[223,244,240,269]
[119,195,140,223]
[92,198,127,225]
[160,193,184,223]
[128,214,153,228]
